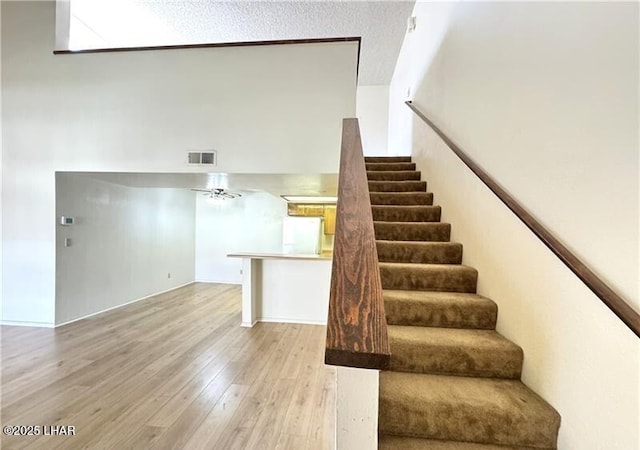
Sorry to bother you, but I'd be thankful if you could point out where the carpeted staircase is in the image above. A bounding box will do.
[366,156,561,449]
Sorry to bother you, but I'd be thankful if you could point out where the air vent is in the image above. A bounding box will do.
[187,151,217,166]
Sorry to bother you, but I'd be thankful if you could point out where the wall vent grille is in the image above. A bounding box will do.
[188,151,217,165]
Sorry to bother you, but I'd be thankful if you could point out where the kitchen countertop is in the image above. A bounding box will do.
[227,252,332,261]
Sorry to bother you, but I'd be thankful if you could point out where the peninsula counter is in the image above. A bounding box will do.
[227,252,332,327]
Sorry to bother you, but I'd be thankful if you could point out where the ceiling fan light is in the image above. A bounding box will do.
[206,194,226,204]
[192,187,243,202]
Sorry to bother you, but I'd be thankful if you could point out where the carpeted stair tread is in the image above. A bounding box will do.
[383,290,497,329]
[379,262,478,293]
[367,170,422,181]
[370,192,434,205]
[369,180,427,192]
[372,205,442,222]
[365,156,412,163]
[374,222,451,242]
[366,162,416,171]
[388,325,523,379]
[379,372,561,448]
[379,436,544,450]
[377,241,462,264]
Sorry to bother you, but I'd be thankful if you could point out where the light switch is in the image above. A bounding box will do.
[64,238,72,247]
[407,15,416,32]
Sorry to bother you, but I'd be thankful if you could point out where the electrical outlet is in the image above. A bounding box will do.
[167,272,171,279]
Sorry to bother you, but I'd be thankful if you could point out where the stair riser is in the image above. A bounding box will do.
[366,163,416,172]
[370,193,433,206]
[364,156,412,163]
[379,436,544,450]
[369,181,426,192]
[384,297,497,329]
[372,206,441,223]
[389,336,523,379]
[379,265,477,293]
[379,393,559,448]
[367,171,422,181]
[377,242,462,264]
[374,223,451,242]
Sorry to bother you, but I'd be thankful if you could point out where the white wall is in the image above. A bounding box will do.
[55,174,195,325]
[356,85,389,156]
[1,1,357,324]
[260,258,331,324]
[389,2,639,449]
[195,192,286,284]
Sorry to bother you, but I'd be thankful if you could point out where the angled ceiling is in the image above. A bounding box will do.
[70,0,416,85]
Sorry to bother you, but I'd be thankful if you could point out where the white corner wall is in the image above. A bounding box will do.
[55,174,195,325]
[195,192,286,284]
[356,85,389,156]
[1,1,357,325]
[390,2,639,449]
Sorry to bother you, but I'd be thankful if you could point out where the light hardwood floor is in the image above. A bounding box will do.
[0,283,336,449]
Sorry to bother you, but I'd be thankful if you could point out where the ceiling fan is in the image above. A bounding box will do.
[191,188,243,200]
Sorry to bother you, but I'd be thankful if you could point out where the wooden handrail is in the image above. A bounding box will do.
[324,118,391,369]
[406,100,640,338]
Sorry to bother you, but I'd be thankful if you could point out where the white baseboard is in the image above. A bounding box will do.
[258,317,327,326]
[241,320,258,328]
[54,282,194,328]
[0,320,55,328]
[195,279,242,285]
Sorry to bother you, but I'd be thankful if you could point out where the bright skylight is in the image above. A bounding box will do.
[68,0,183,50]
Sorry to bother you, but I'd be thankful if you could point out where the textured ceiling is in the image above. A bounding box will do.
[71,1,415,85]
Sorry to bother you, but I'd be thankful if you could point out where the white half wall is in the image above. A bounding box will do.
[233,255,332,326]
[356,85,389,156]
[390,2,639,449]
[260,258,331,324]
[195,192,286,284]
[336,367,379,450]
[1,1,357,324]
[55,174,196,325]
